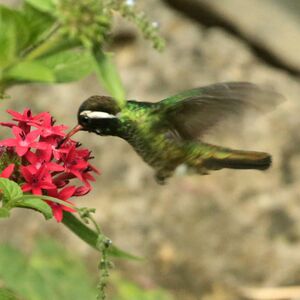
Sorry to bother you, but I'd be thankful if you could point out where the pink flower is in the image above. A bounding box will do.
[62,145,89,181]
[21,165,56,195]
[0,108,99,222]
[7,108,45,124]
[31,113,68,137]
[25,151,64,173]
[0,127,46,156]
[47,186,77,222]
[39,136,69,161]
[7,108,46,133]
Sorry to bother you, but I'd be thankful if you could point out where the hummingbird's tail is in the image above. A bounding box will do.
[195,144,272,172]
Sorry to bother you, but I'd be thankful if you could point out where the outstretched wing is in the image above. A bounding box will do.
[152,82,284,140]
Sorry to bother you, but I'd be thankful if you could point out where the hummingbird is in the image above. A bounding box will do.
[66,82,283,184]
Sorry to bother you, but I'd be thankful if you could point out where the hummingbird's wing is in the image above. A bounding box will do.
[153,82,284,140]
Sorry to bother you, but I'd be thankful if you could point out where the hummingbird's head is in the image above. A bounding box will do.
[63,96,122,142]
[77,95,121,136]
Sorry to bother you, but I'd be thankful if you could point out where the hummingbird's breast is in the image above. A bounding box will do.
[120,120,183,172]
[118,101,184,172]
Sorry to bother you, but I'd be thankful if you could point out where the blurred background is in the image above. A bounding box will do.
[1,0,300,299]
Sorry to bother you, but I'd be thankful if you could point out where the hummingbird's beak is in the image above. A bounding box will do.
[57,124,83,148]
[65,124,83,139]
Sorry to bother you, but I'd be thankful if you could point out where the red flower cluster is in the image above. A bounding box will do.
[0,109,99,222]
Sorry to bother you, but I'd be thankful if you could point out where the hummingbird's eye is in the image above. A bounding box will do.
[79,115,90,125]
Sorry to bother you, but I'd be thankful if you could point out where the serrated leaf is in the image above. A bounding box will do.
[0,207,10,218]
[4,60,55,82]
[0,178,23,205]
[16,197,52,220]
[92,48,126,108]
[25,0,56,14]
[38,49,94,82]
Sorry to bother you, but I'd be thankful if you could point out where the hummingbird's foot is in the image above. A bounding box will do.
[155,174,167,185]
[154,170,174,185]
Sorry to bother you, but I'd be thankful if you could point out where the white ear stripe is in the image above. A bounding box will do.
[80,110,116,119]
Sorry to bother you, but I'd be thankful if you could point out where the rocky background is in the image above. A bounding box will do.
[1,0,300,299]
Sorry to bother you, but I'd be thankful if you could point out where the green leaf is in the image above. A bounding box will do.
[23,3,55,46]
[92,48,126,108]
[62,212,140,260]
[0,240,96,300]
[16,197,52,220]
[0,6,17,68]
[112,275,174,300]
[0,178,23,205]
[4,60,55,82]
[0,6,31,68]
[0,207,10,218]
[38,49,94,82]
[25,0,56,14]
[0,288,21,300]
[21,194,76,210]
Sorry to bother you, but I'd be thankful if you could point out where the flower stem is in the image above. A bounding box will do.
[97,240,111,300]
[77,208,112,300]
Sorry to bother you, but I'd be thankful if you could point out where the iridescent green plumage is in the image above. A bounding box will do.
[74,82,283,183]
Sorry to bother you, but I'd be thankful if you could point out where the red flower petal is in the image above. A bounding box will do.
[12,126,23,137]
[59,186,76,200]
[0,122,15,128]
[26,129,41,141]
[21,166,34,182]
[0,164,15,178]
[7,110,23,120]
[21,183,32,192]
[40,182,56,189]
[32,187,42,195]
[74,185,91,196]
[15,145,29,156]
[0,138,17,147]
[52,204,63,222]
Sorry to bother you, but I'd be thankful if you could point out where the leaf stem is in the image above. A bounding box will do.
[22,22,62,60]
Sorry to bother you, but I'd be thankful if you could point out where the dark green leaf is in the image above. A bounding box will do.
[0,207,10,218]
[16,197,52,220]
[25,0,55,14]
[4,60,55,82]
[38,49,94,82]
[92,48,126,108]
[0,178,23,205]
[62,212,140,260]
